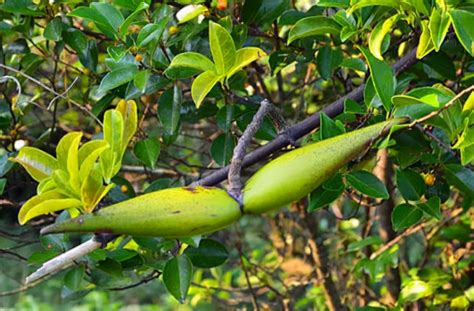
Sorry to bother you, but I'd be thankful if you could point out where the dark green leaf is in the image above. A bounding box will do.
[392,203,423,231]
[44,17,63,41]
[163,255,193,304]
[317,46,343,80]
[319,112,345,139]
[241,0,263,23]
[417,196,441,220]
[288,16,341,44]
[0,178,6,195]
[98,66,138,93]
[64,266,85,290]
[158,85,182,140]
[395,169,426,201]
[210,133,236,166]
[134,138,160,169]
[184,239,229,268]
[346,170,389,199]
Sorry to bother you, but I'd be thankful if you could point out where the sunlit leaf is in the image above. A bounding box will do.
[369,14,398,60]
[10,147,57,182]
[209,21,236,75]
[288,16,341,44]
[191,70,221,108]
[226,47,267,80]
[450,9,474,56]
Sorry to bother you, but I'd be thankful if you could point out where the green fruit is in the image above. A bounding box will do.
[242,119,404,214]
[40,187,241,237]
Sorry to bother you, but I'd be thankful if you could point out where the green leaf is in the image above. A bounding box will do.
[395,169,426,201]
[81,166,114,212]
[44,17,63,41]
[134,138,160,169]
[0,178,6,195]
[344,98,366,114]
[429,8,451,51]
[10,147,57,182]
[163,255,193,304]
[319,112,345,139]
[23,196,82,225]
[443,164,474,196]
[165,52,215,79]
[137,18,169,47]
[346,170,389,199]
[316,46,343,80]
[18,190,63,224]
[100,110,124,183]
[309,177,344,211]
[158,86,182,140]
[449,9,474,56]
[392,203,423,231]
[399,280,433,303]
[119,2,149,37]
[241,0,263,23]
[176,4,208,24]
[98,66,138,93]
[369,14,398,60]
[116,99,138,157]
[78,140,109,183]
[417,20,435,59]
[226,47,267,80]
[209,21,236,75]
[317,0,349,7]
[191,70,221,108]
[360,47,394,111]
[210,133,236,166]
[133,70,150,93]
[184,239,229,268]
[348,0,401,13]
[287,16,341,44]
[68,3,124,39]
[417,196,441,220]
[64,266,85,290]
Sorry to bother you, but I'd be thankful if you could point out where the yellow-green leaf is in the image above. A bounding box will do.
[24,197,82,225]
[369,15,398,60]
[176,4,207,24]
[209,21,236,75]
[18,190,64,224]
[81,166,114,212]
[52,169,79,198]
[115,99,137,156]
[37,176,56,194]
[429,8,451,51]
[226,47,267,80]
[10,147,57,182]
[417,20,435,59]
[78,140,109,183]
[450,9,474,56]
[191,70,221,108]
[100,109,124,183]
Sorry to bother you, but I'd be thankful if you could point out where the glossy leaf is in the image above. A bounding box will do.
[81,167,114,212]
[165,52,215,79]
[369,15,398,60]
[226,47,267,80]
[184,239,229,268]
[346,170,389,199]
[134,138,160,169]
[178,4,207,24]
[209,21,236,75]
[395,169,426,201]
[98,66,138,93]
[119,2,149,36]
[100,110,124,183]
[288,16,341,44]
[10,147,57,182]
[417,20,435,59]
[317,46,343,80]
[137,17,169,47]
[360,47,394,111]
[450,9,474,56]
[399,280,433,303]
[191,70,221,108]
[210,133,235,166]
[78,140,109,183]
[158,86,182,140]
[429,8,450,51]
[392,203,423,231]
[163,255,193,303]
[116,99,138,157]
[417,196,441,220]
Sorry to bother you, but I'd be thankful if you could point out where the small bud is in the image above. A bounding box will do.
[423,173,436,186]
[120,185,128,193]
[169,26,178,35]
[217,0,227,10]
[135,54,143,62]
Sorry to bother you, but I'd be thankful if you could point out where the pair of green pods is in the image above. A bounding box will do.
[41,119,402,237]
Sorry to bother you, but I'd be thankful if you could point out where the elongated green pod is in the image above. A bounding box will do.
[40,187,241,237]
[242,119,404,214]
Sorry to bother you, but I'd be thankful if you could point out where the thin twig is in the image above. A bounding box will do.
[0,64,103,126]
[228,99,272,202]
[409,85,474,127]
